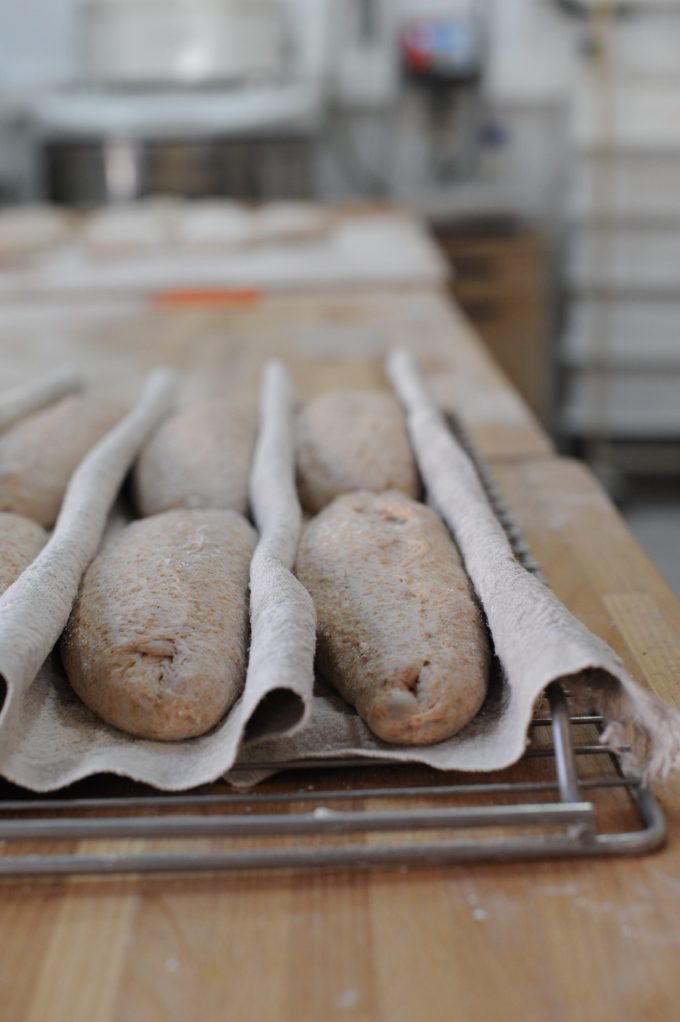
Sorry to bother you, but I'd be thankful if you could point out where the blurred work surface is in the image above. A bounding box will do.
[0,202,446,299]
[0,208,551,464]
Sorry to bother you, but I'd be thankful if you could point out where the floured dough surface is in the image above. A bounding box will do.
[296,389,420,513]
[174,200,253,249]
[0,205,72,261]
[249,202,331,245]
[81,198,179,256]
[0,391,129,527]
[133,398,257,517]
[296,490,489,745]
[0,512,48,594]
[61,509,257,740]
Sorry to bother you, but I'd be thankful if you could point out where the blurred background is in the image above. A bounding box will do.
[1,0,679,591]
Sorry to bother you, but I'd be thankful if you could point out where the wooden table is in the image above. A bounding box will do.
[3,290,680,1022]
[0,287,551,462]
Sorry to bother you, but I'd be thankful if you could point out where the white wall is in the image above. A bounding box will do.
[0,0,574,214]
[0,0,579,95]
[486,0,576,100]
[0,0,77,86]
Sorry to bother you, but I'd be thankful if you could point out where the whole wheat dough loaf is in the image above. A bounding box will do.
[61,509,257,740]
[0,512,48,594]
[296,491,489,744]
[133,398,256,517]
[0,391,128,527]
[295,389,420,513]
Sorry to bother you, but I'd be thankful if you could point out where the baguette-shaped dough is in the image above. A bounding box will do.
[296,389,420,513]
[296,491,489,745]
[0,512,48,594]
[0,391,128,527]
[61,509,257,740]
[133,399,256,517]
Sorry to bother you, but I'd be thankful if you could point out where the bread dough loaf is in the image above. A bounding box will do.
[0,391,128,527]
[175,200,253,249]
[296,491,489,745]
[296,389,420,513]
[61,509,257,740]
[81,198,178,256]
[0,205,72,262]
[133,398,256,517]
[0,512,47,594]
[249,202,331,246]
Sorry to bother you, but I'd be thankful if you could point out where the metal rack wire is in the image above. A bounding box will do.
[0,421,666,876]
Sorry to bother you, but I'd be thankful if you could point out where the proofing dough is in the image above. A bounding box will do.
[296,490,489,745]
[61,509,257,740]
[0,512,48,594]
[0,391,128,527]
[296,389,420,513]
[133,398,256,517]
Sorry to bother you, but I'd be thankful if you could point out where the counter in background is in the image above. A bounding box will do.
[0,286,552,463]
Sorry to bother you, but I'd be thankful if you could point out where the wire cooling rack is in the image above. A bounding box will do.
[0,423,666,876]
[0,685,665,875]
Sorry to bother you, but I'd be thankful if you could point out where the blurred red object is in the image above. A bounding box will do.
[150,288,262,308]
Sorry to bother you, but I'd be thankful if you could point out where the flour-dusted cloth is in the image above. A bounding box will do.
[387,349,680,780]
[241,361,317,742]
[0,360,315,791]
[0,368,82,433]
[230,349,680,785]
[0,368,177,705]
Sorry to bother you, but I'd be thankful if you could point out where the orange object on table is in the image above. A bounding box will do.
[149,287,262,308]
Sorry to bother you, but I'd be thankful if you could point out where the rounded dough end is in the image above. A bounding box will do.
[365,659,488,745]
[296,390,420,513]
[133,398,256,517]
[62,508,257,740]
